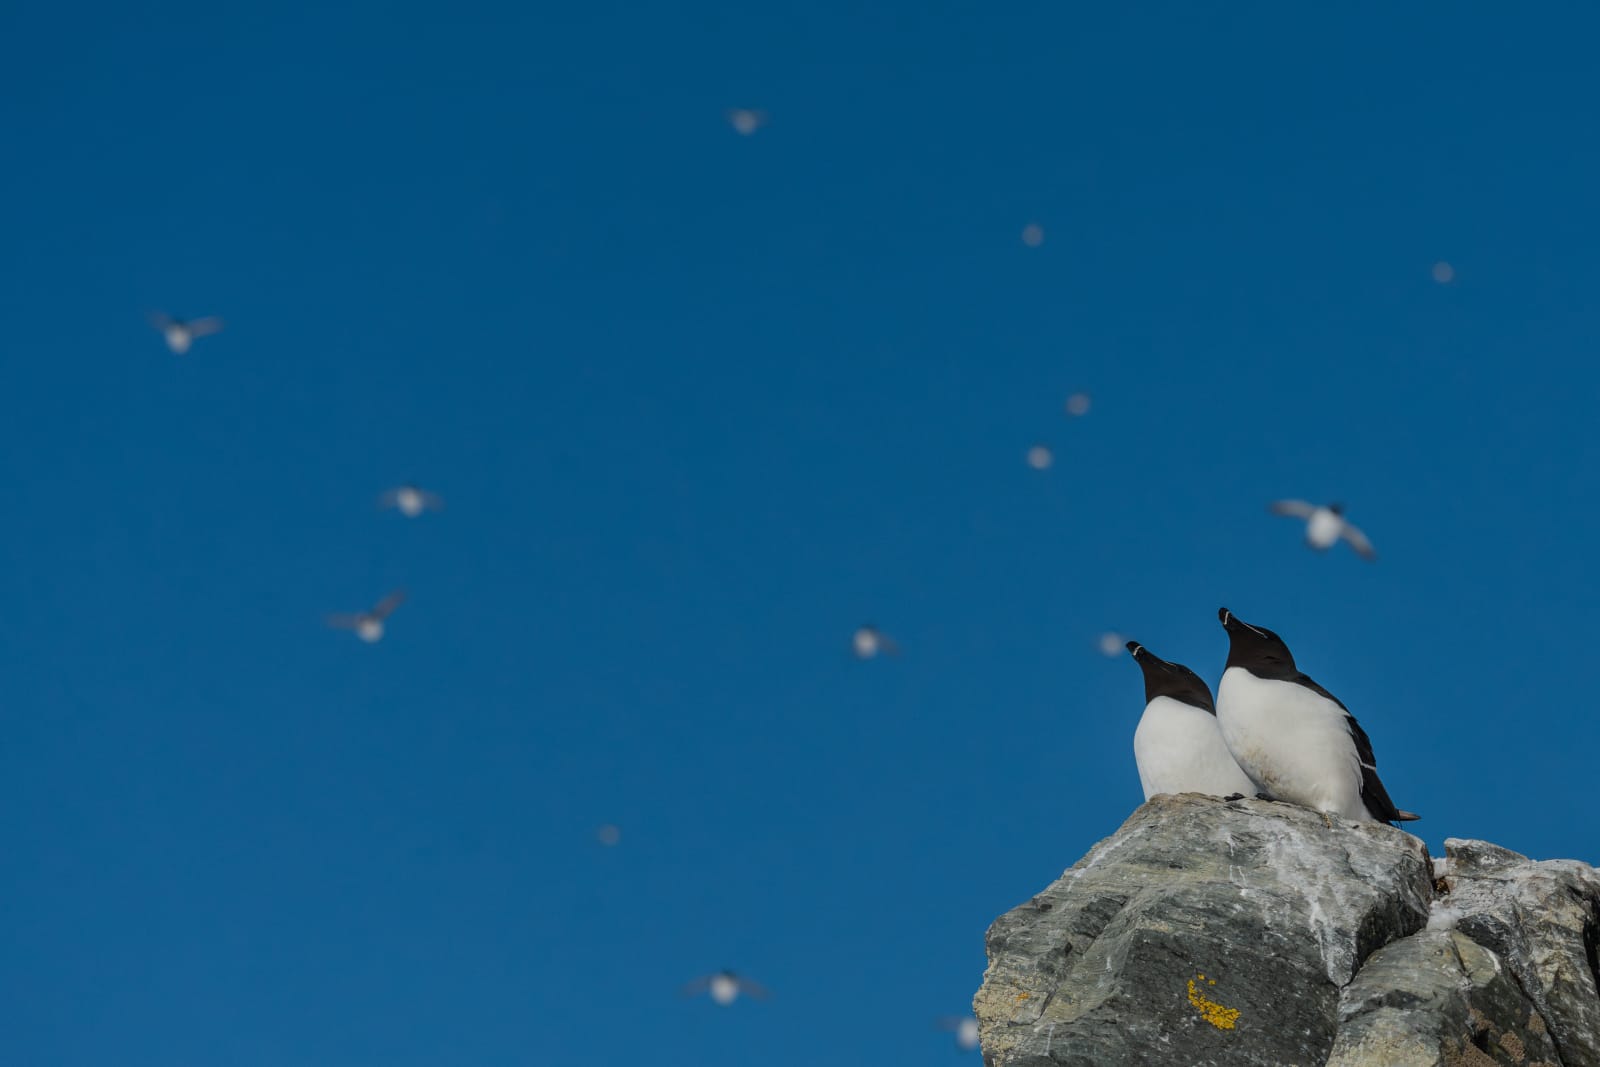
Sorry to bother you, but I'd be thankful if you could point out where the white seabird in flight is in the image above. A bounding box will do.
[852,625,899,660]
[149,312,224,354]
[327,590,407,644]
[1268,500,1376,560]
[379,484,444,518]
[936,1015,980,1051]
[681,970,769,1006]
[726,108,768,136]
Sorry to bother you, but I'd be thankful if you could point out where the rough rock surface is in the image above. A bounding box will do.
[1441,838,1600,1067]
[1326,930,1559,1066]
[976,795,1600,1067]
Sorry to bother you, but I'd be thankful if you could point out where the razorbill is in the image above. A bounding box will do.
[1215,608,1417,824]
[327,589,407,644]
[379,484,444,518]
[1268,500,1376,560]
[148,311,224,354]
[680,970,770,1005]
[1127,641,1255,801]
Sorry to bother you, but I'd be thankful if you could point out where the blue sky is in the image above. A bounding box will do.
[4,3,1598,1064]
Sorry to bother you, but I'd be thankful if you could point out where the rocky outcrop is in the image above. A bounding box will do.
[976,794,1600,1066]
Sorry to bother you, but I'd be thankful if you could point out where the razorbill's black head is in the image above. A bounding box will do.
[1127,641,1215,713]
[1214,607,1418,825]
[1218,607,1297,676]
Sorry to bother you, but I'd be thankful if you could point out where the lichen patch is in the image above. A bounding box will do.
[1186,973,1240,1031]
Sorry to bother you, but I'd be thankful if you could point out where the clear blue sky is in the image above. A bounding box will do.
[4,3,1598,1064]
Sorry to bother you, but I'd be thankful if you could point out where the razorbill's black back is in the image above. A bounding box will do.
[1127,641,1255,802]
[1214,608,1417,825]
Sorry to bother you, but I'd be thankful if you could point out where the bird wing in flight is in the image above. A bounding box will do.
[1268,499,1317,519]
[736,976,771,1000]
[369,590,407,619]
[1341,523,1377,560]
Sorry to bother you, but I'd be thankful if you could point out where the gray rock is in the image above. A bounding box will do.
[1441,837,1600,1067]
[975,794,1433,1066]
[976,797,1600,1065]
[1325,929,1559,1066]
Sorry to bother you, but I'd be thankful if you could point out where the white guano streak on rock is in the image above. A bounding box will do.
[1068,822,1150,884]
[1261,821,1354,986]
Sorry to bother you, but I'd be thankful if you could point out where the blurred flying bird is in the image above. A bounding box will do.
[726,108,767,135]
[379,484,444,518]
[936,1015,980,1051]
[327,590,406,644]
[148,312,224,354]
[1268,500,1376,560]
[681,970,769,1005]
[852,625,899,660]
[1097,632,1126,657]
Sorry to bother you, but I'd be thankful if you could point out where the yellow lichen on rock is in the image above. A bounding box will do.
[1187,974,1241,1031]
